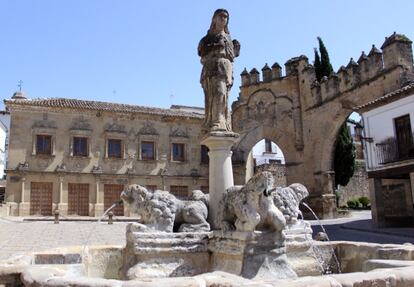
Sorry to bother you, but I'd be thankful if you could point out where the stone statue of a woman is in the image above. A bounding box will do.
[198,9,240,132]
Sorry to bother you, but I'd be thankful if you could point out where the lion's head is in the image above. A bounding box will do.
[245,171,275,196]
[288,183,309,202]
[121,184,150,207]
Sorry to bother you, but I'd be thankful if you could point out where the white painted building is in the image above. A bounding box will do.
[361,90,414,171]
[356,83,414,227]
[252,139,285,165]
[0,111,9,179]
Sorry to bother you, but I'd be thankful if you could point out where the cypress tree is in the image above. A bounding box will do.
[313,37,356,187]
[334,122,356,187]
[317,37,334,77]
[313,48,322,81]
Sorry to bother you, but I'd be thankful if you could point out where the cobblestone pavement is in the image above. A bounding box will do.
[0,219,127,260]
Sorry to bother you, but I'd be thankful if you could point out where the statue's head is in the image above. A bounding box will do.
[208,9,230,35]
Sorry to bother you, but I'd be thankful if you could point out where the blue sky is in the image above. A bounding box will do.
[1,1,413,111]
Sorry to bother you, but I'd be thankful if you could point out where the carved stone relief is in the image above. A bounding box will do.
[104,121,126,133]
[138,121,158,135]
[170,126,188,138]
[70,116,92,131]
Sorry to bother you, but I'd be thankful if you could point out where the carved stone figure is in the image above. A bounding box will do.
[121,185,210,232]
[198,9,240,132]
[272,183,309,225]
[216,171,286,232]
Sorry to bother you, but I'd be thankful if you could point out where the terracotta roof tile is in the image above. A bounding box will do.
[5,98,204,119]
[354,82,414,111]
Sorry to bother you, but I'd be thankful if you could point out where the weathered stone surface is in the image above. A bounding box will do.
[123,231,210,280]
[272,183,309,226]
[363,259,414,272]
[121,185,210,233]
[216,171,286,233]
[209,231,296,280]
[198,9,240,132]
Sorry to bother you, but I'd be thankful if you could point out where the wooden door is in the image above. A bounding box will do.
[30,182,53,216]
[68,183,90,216]
[395,115,413,159]
[104,184,124,216]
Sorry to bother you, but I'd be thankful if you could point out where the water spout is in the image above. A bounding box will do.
[301,202,341,274]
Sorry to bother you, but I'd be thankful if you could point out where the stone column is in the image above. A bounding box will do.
[201,132,238,229]
[21,177,26,203]
[94,178,104,217]
[18,177,30,216]
[57,176,68,215]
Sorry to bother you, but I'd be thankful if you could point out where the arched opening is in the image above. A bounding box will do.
[251,138,286,187]
[331,111,370,210]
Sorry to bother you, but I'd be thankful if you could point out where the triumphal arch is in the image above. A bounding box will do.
[231,33,414,217]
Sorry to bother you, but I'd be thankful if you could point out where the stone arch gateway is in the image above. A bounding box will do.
[231,33,414,218]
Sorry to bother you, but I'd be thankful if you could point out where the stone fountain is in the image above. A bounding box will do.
[2,8,414,287]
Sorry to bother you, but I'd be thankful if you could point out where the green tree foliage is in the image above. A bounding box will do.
[313,48,322,81]
[334,122,356,187]
[314,37,356,187]
[317,37,334,78]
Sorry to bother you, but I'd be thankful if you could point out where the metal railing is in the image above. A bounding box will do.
[375,136,414,164]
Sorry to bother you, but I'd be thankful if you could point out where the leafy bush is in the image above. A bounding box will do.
[358,196,370,208]
[347,199,360,209]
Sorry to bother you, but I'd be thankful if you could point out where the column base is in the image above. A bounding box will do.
[93,203,104,217]
[18,202,30,216]
[57,203,68,216]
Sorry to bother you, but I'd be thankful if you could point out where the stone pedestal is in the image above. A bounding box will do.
[18,202,30,216]
[209,231,297,280]
[201,132,238,229]
[122,223,210,279]
[57,203,68,216]
[5,202,18,216]
[93,203,104,217]
[284,221,323,276]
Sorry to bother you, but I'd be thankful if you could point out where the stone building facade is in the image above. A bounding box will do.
[4,97,209,216]
[231,32,414,217]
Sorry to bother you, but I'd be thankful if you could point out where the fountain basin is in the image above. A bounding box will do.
[2,239,414,286]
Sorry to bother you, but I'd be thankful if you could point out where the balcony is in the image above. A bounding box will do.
[375,136,414,165]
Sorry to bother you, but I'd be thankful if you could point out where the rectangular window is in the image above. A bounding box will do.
[170,185,188,199]
[73,137,88,157]
[107,139,122,158]
[36,135,52,155]
[265,139,273,153]
[141,141,155,160]
[201,145,209,164]
[172,143,185,161]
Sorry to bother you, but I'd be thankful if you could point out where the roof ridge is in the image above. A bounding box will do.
[5,97,204,119]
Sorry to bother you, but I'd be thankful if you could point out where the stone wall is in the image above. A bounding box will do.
[337,160,370,207]
[5,101,209,216]
[255,162,287,187]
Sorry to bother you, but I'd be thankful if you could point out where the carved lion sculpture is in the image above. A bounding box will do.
[217,171,286,232]
[121,184,210,232]
[272,183,309,225]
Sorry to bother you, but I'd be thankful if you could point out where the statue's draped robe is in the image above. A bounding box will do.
[198,33,236,131]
